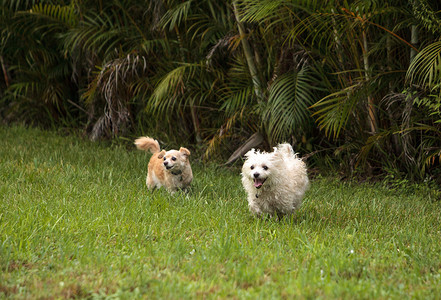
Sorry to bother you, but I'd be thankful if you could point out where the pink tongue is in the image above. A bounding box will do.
[253,178,263,188]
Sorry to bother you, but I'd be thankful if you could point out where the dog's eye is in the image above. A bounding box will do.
[263,165,268,170]
[172,156,176,161]
[163,157,166,160]
[250,165,254,170]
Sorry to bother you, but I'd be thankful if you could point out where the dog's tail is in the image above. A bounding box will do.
[134,137,160,154]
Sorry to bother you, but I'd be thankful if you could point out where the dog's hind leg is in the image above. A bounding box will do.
[146,173,159,190]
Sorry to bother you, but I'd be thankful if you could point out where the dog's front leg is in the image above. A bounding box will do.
[248,199,263,216]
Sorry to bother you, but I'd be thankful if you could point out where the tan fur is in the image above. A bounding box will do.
[134,137,160,153]
[135,137,193,192]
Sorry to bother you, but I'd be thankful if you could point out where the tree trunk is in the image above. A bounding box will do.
[386,32,402,155]
[331,9,344,69]
[225,132,264,164]
[362,30,378,134]
[0,55,10,87]
[190,104,202,143]
[410,25,418,62]
[232,1,264,102]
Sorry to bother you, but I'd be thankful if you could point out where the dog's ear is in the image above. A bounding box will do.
[179,147,191,158]
[157,150,166,159]
[244,148,256,159]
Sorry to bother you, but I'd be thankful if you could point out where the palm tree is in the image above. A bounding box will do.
[2,0,441,180]
[1,1,79,126]
[404,0,441,177]
[62,0,159,139]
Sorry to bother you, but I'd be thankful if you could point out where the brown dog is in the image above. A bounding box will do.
[135,137,193,192]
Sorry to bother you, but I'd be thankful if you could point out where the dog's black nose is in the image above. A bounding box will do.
[253,172,260,178]
[164,161,168,166]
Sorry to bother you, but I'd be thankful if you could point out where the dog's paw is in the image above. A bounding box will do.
[248,202,262,216]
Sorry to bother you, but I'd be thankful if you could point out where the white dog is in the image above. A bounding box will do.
[241,144,309,217]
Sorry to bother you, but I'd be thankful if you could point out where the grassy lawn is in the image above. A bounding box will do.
[1,126,440,299]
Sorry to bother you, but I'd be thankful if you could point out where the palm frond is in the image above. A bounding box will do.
[238,0,286,23]
[220,86,254,116]
[159,0,193,31]
[264,67,315,143]
[406,41,441,89]
[311,82,363,139]
[411,0,441,35]
[62,12,130,61]
[147,62,203,114]
[4,0,38,12]
[83,54,149,138]
[218,56,255,116]
[238,0,319,24]
[140,39,170,54]
[30,3,78,28]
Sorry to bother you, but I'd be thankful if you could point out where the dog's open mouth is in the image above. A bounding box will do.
[253,178,266,189]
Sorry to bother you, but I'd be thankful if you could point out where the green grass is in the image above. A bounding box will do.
[1,126,440,299]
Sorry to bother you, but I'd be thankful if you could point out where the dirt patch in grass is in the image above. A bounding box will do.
[60,283,90,299]
[0,284,18,298]
[3,260,34,272]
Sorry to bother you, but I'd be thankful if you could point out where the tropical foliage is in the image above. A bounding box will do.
[1,0,441,181]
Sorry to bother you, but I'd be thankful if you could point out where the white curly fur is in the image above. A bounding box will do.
[241,143,309,217]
